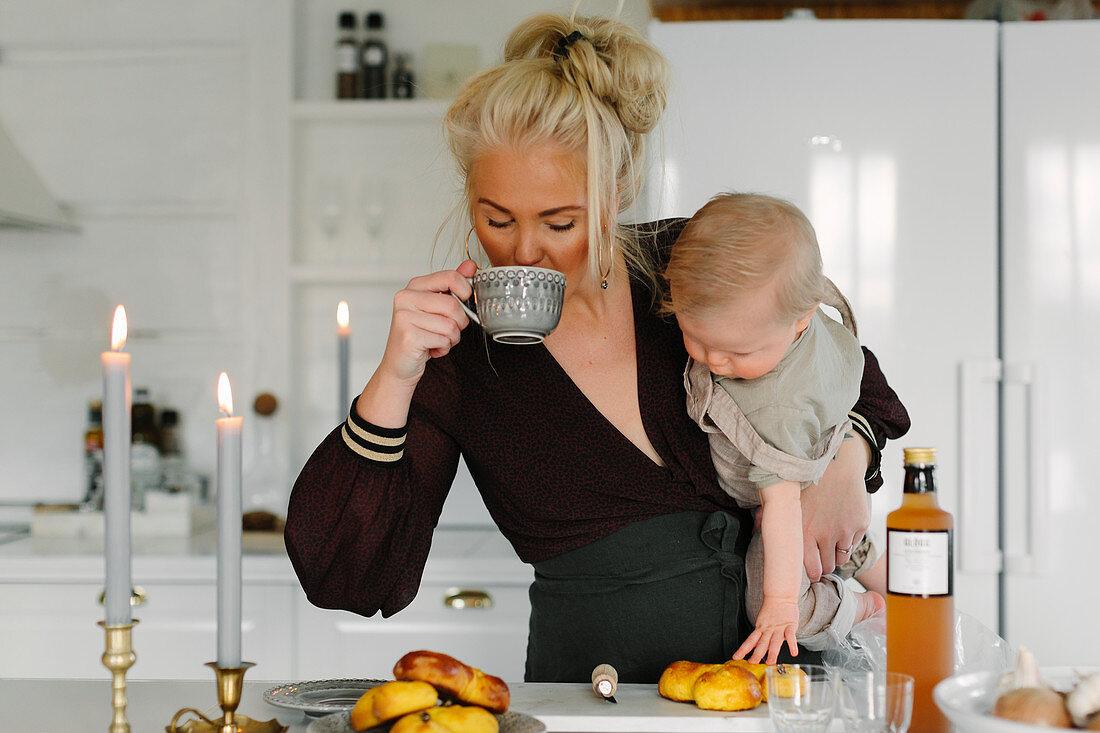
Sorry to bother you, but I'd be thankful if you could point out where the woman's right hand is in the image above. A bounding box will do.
[355,260,478,427]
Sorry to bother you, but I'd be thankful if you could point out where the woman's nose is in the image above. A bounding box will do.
[512,226,541,266]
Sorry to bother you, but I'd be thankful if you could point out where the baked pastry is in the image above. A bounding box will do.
[349,680,439,731]
[693,664,763,711]
[657,660,721,702]
[394,651,510,714]
[724,659,770,701]
[390,704,500,733]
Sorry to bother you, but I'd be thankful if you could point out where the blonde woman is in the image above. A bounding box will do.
[664,193,887,666]
[285,12,909,683]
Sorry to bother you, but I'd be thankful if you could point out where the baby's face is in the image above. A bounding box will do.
[674,286,811,381]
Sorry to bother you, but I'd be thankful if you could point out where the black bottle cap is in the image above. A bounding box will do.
[160,409,180,428]
[365,11,384,29]
[338,11,356,29]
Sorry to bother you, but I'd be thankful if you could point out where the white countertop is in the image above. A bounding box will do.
[0,527,533,585]
[0,679,783,732]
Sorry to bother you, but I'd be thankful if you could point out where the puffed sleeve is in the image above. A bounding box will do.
[849,346,911,492]
[284,360,463,618]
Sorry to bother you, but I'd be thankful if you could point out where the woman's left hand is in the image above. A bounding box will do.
[801,435,872,582]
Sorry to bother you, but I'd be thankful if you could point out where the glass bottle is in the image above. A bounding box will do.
[82,400,104,509]
[159,408,189,493]
[130,387,161,509]
[335,11,358,100]
[359,11,388,99]
[391,53,414,99]
[886,447,954,733]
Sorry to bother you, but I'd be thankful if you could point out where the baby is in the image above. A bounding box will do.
[663,193,885,665]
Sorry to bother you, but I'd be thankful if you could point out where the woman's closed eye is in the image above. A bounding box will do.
[486,217,512,229]
[548,220,575,232]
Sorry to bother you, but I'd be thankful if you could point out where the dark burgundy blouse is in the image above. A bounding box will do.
[284,220,910,618]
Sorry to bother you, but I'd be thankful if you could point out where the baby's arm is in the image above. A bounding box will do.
[733,480,802,664]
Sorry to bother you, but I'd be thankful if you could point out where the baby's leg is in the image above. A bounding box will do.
[855,553,886,597]
[745,535,882,651]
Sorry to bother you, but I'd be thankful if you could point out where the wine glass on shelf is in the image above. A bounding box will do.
[356,175,388,263]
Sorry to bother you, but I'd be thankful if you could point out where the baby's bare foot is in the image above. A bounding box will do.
[855,590,886,623]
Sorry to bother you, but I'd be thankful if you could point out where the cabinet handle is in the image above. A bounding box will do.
[443,589,492,610]
[97,586,147,607]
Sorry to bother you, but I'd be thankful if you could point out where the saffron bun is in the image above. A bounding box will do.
[658,659,766,712]
[393,651,511,714]
[349,680,438,731]
[389,704,500,733]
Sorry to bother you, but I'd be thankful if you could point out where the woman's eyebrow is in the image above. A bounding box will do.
[477,198,585,217]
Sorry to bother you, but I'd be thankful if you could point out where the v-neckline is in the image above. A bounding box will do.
[530,276,669,473]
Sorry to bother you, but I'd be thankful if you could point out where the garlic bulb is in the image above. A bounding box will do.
[1067,673,1100,728]
[995,646,1048,697]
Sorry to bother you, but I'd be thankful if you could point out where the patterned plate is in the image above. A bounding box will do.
[307,709,546,733]
[263,679,386,716]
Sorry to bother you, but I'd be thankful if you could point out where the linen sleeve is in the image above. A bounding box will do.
[284,368,463,618]
[850,346,911,492]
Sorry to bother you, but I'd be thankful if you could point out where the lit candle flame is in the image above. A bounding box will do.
[217,372,233,417]
[110,305,127,351]
[337,301,350,330]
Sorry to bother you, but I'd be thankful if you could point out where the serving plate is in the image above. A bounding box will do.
[934,666,1098,733]
[307,709,546,733]
[264,679,386,717]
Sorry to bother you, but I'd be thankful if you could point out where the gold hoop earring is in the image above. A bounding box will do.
[597,238,612,290]
[464,226,475,262]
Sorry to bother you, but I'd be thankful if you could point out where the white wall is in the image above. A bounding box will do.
[0,0,649,515]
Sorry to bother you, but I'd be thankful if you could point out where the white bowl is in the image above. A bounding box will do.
[934,666,1098,732]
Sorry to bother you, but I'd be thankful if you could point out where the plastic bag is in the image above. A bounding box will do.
[822,610,1016,676]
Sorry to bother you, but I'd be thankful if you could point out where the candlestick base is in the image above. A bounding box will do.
[99,619,138,733]
[166,662,287,733]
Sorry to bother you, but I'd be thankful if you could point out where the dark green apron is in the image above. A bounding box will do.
[525,510,755,683]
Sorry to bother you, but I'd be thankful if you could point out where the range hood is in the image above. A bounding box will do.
[0,121,79,232]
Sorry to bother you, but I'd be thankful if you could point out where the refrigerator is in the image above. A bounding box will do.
[646,18,1100,666]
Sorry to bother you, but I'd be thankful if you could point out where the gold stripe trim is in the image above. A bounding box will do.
[848,411,875,443]
[342,425,403,462]
[345,416,406,447]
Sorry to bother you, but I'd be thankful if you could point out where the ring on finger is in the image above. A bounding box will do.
[837,546,853,554]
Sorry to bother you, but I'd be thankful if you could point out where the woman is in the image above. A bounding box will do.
[284,12,909,683]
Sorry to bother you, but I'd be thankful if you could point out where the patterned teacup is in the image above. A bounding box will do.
[455,266,566,345]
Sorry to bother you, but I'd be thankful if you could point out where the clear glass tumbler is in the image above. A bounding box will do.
[837,670,915,733]
[766,663,838,733]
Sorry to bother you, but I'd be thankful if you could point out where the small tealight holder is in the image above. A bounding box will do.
[99,619,139,733]
[167,662,287,733]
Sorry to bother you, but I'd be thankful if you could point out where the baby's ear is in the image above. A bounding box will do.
[796,304,818,331]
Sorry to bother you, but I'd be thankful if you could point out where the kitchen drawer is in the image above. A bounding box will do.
[0,582,294,680]
[295,581,531,681]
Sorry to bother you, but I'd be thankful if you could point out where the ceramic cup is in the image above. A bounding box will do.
[453,266,566,345]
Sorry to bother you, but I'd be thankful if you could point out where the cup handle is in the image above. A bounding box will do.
[451,276,480,325]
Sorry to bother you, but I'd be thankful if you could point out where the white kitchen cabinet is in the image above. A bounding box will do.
[0,582,294,680]
[293,582,532,681]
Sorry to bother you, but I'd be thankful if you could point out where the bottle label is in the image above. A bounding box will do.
[363,46,384,66]
[887,529,953,597]
[337,45,357,73]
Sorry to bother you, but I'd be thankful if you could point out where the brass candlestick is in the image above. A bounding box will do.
[167,662,287,733]
[99,619,138,733]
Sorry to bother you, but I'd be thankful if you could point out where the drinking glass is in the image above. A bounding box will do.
[766,664,838,733]
[837,670,914,733]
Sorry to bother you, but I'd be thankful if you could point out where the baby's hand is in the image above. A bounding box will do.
[733,597,799,665]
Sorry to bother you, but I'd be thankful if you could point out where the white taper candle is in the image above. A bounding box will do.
[102,305,132,626]
[215,372,243,667]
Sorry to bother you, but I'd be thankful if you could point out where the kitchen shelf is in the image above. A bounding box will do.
[292,99,450,122]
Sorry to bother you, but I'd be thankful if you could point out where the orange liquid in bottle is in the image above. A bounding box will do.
[887,449,954,733]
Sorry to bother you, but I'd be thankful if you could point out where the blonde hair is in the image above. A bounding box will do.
[443,12,668,288]
[662,193,857,335]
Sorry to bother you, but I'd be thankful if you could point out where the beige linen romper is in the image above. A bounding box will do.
[684,310,877,650]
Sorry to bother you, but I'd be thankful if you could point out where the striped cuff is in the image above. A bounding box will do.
[341,398,406,464]
[847,410,881,486]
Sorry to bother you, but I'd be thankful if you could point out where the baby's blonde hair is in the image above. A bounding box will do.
[663,193,856,334]
[443,12,668,287]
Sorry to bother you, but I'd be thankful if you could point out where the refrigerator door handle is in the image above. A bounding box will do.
[959,359,1003,574]
[1003,362,1046,575]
